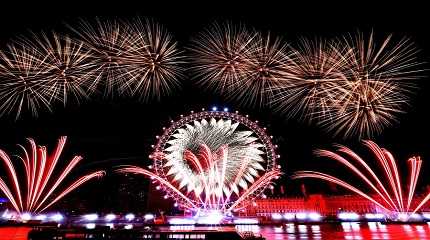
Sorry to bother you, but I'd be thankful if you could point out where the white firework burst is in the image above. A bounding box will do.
[0,43,52,119]
[69,18,133,96]
[163,118,265,198]
[189,22,257,94]
[18,32,97,105]
[119,18,184,101]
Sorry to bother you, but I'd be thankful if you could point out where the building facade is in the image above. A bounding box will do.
[240,194,430,217]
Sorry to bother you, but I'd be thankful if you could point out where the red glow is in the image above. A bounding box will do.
[0,227,32,240]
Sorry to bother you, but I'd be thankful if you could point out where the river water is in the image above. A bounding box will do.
[2,223,430,239]
[238,222,430,239]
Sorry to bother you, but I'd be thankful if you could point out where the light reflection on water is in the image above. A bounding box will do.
[235,223,430,239]
[3,223,430,239]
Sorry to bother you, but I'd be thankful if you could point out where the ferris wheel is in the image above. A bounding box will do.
[148,109,281,213]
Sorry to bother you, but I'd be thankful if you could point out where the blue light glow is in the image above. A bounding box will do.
[233,218,259,224]
[295,212,307,220]
[195,210,224,224]
[20,213,31,221]
[338,212,360,221]
[365,213,385,220]
[283,213,295,220]
[85,223,96,229]
[271,213,283,220]
[35,214,47,221]
[125,213,135,221]
[144,214,154,220]
[83,213,98,221]
[50,213,64,222]
[308,212,322,221]
[168,218,196,225]
[105,214,116,222]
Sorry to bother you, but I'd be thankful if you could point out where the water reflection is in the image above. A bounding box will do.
[2,223,430,239]
[169,225,195,231]
[235,224,260,233]
[251,223,430,239]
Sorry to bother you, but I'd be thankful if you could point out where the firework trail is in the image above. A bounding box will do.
[0,136,104,213]
[292,141,430,217]
[117,111,280,213]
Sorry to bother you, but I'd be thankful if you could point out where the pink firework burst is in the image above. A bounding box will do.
[292,141,430,218]
[0,136,104,214]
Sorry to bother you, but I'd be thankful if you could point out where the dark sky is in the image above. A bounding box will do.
[0,1,429,210]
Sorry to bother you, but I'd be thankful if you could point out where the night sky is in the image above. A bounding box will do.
[0,1,429,212]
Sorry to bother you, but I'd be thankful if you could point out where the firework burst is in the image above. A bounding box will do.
[189,22,255,93]
[119,18,184,101]
[0,136,104,213]
[273,32,422,138]
[322,32,422,138]
[70,18,184,99]
[189,23,291,106]
[68,18,134,96]
[190,23,293,106]
[322,79,408,138]
[18,32,97,105]
[0,20,424,134]
[292,141,430,218]
[235,32,291,106]
[341,31,422,84]
[271,38,350,121]
[118,110,280,214]
[0,32,98,118]
[0,43,52,119]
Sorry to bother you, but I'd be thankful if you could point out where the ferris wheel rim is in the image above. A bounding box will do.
[150,110,280,210]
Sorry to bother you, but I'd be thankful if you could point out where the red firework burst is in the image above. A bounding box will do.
[293,141,430,217]
[0,136,104,213]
